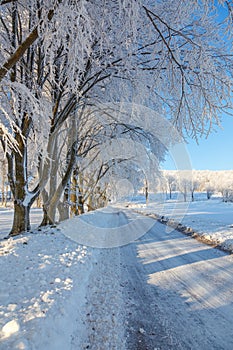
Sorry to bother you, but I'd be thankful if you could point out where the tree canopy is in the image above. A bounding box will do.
[0,0,233,234]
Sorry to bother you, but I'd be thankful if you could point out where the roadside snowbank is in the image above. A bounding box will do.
[127,199,233,253]
[0,226,94,350]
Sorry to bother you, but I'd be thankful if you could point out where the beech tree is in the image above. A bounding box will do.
[1,0,233,235]
[166,175,176,200]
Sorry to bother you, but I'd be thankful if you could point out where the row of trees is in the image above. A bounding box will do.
[161,170,233,202]
[1,0,233,235]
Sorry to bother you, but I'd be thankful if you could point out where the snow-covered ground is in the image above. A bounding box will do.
[0,227,92,350]
[126,197,233,253]
[1,200,233,349]
[0,209,131,350]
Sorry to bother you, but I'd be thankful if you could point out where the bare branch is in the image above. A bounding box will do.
[0,6,57,82]
[0,0,17,5]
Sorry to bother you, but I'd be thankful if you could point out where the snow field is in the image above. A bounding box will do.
[127,198,233,253]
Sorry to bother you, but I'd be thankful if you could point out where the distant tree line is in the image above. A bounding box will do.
[160,170,233,202]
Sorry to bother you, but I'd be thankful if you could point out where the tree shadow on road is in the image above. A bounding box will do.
[123,224,233,349]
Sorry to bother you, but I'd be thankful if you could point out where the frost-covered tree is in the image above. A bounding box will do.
[215,171,233,201]
[1,0,233,235]
[162,170,233,202]
[204,174,215,200]
[177,171,192,202]
[189,179,200,201]
[165,174,177,200]
[65,107,164,216]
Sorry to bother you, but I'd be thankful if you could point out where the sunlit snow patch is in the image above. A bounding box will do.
[0,319,20,340]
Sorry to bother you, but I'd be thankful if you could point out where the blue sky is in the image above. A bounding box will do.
[162,3,233,171]
[162,115,233,170]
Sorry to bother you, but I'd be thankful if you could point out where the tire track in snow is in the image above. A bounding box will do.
[82,248,126,350]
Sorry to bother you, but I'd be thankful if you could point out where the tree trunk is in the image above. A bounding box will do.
[10,201,31,235]
[36,194,42,208]
[145,178,149,204]
[1,159,7,206]
[4,111,41,236]
[192,191,194,201]
[47,204,57,225]
[1,187,5,207]
[145,186,149,204]
[70,169,78,216]
[40,190,52,226]
[58,200,69,221]
[8,131,31,235]
[77,192,85,215]
[58,183,70,221]
[40,205,53,226]
[45,141,78,224]
[77,183,84,215]
[87,195,94,212]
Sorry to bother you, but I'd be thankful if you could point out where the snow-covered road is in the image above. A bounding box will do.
[82,211,233,350]
[126,221,233,349]
[1,208,233,349]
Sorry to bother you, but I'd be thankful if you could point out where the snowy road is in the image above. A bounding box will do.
[1,208,233,349]
[82,211,233,350]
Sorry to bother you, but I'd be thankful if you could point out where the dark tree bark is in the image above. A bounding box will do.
[11,201,31,235]
[77,186,85,215]
[70,168,79,216]
[0,4,57,82]
[6,117,40,235]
